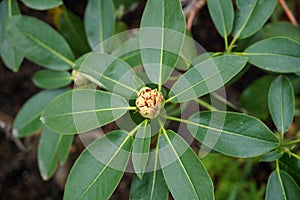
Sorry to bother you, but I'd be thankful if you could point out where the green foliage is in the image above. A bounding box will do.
[2,0,300,199]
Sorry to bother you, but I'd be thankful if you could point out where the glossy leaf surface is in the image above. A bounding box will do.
[268,75,295,134]
[64,130,132,200]
[266,170,300,200]
[168,55,247,103]
[159,130,214,200]
[140,0,186,85]
[42,89,129,134]
[13,89,68,137]
[232,0,277,39]
[84,0,115,51]
[6,15,74,70]
[187,111,279,157]
[245,37,300,73]
[33,70,72,89]
[207,0,234,38]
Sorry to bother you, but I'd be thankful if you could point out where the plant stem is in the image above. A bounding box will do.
[212,93,240,111]
[194,98,218,111]
[290,152,300,160]
[283,138,300,146]
[278,0,298,26]
[128,119,148,136]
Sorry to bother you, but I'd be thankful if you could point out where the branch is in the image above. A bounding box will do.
[278,0,298,26]
[183,0,206,31]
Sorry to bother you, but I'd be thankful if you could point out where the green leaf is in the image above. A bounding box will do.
[159,130,214,200]
[266,170,300,200]
[245,37,300,73]
[64,130,132,200]
[140,0,186,85]
[13,89,69,138]
[260,150,284,162]
[187,111,279,157]
[0,0,23,72]
[240,75,275,120]
[32,70,72,89]
[58,134,73,165]
[280,154,300,185]
[132,122,151,179]
[269,75,295,134]
[59,8,90,57]
[75,52,144,99]
[41,89,130,135]
[21,0,62,10]
[38,128,72,180]
[84,0,115,51]
[168,55,248,103]
[261,22,300,42]
[130,170,169,200]
[207,0,234,38]
[6,15,74,70]
[232,0,277,39]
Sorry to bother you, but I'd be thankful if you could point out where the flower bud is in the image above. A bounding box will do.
[136,87,164,119]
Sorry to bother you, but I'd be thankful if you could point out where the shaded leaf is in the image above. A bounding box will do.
[64,130,132,200]
[84,0,115,51]
[168,55,247,103]
[42,89,130,135]
[13,89,69,137]
[240,75,275,120]
[266,170,300,200]
[60,8,90,57]
[140,0,186,85]
[132,122,151,178]
[279,154,300,185]
[38,128,73,180]
[75,52,144,99]
[245,37,300,73]
[0,0,23,72]
[232,0,277,39]
[260,150,284,162]
[6,15,74,70]
[187,111,279,157]
[159,130,214,200]
[261,22,300,42]
[58,134,73,164]
[207,0,234,38]
[268,75,295,134]
[21,0,62,10]
[33,70,72,89]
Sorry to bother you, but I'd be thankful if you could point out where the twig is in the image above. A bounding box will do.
[278,0,298,26]
[184,0,206,30]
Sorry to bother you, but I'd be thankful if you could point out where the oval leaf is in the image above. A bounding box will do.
[140,0,186,85]
[279,154,300,185]
[207,0,234,38]
[84,0,115,51]
[159,130,214,200]
[75,52,144,99]
[269,75,295,134]
[41,89,130,134]
[33,69,72,89]
[266,170,300,200]
[187,111,279,157]
[168,55,247,103]
[232,0,277,39]
[245,37,300,73]
[132,122,151,179]
[262,22,300,42]
[260,150,284,162]
[0,0,23,72]
[13,88,69,137]
[21,0,62,10]
[38,128,72,180]
[240,75,275,120]
[64,130,132,200]
[6,15,74,70]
